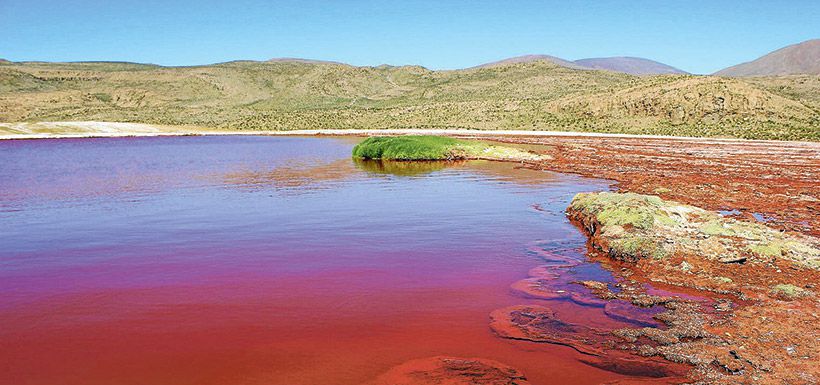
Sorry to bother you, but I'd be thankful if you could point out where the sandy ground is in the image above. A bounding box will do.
[2,121,814,144]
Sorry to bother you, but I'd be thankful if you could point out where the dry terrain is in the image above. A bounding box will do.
[1,59,818,140]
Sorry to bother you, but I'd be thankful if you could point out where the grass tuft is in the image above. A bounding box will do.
[352,135,543,161]
[352,136,460,160]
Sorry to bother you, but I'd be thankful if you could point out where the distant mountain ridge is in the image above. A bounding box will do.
[715,39,820,77]
[5,38,819,77]
[266,57,346,66]
[574,57,687,75]
[471,55,588,70]
[473,55,687,75]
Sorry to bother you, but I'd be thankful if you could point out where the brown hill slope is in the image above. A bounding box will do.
[0,60,817,140]
[551,76,818,138]
[715,39,820,77]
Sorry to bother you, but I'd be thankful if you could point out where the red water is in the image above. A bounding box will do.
[0,136,667,385]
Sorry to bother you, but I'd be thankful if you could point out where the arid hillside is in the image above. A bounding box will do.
[716,39,820,77]
[1,59,818,140]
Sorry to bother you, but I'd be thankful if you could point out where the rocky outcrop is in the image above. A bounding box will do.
[567,192,820,271]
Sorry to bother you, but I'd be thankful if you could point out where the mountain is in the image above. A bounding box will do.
[715,39,820,77]
[573,57,688,75]
[476,55,687,75]
[0,59,817,140]
[472,55,587,70]
[266,57,346,66]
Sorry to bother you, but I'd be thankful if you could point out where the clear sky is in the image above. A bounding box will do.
[1,0,818,74]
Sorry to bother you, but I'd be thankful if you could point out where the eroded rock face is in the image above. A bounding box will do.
[368,356,530,385]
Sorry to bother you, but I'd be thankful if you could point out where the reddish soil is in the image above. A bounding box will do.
[483,136,820,237]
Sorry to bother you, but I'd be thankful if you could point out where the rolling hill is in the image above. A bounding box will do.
[715,39,820,77]
[573,57,687,75]
[0,58,818,140]
[472,55,687,75]
[471,55,587,70]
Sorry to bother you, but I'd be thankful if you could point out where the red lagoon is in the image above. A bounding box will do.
[0,136,676,385]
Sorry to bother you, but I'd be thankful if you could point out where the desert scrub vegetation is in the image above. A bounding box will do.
[0,59,818,140]
[352,135,545,161]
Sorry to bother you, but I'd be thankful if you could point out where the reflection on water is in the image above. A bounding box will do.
[0,136,625,385]
[221,156,568,195]
[353,158,565,187]
[354,158,453,176]
[224,158,359,193]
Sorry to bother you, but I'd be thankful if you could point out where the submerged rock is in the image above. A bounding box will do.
[489,305,607,356]
[368,356,531,385]
[510,277,570,300]
[489,305,690,378]
[604,301,660,327]
[512,264,609,306]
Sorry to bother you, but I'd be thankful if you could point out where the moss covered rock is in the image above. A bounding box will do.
[567,192,820,269]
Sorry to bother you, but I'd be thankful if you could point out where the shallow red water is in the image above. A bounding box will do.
[0,136,665,385]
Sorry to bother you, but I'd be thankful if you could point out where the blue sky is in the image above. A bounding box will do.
[1,0,818,74]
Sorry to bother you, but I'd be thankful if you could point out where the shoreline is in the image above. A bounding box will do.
[2,122,820,146]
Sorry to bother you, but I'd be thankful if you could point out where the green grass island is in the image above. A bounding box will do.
[351,135,547,162]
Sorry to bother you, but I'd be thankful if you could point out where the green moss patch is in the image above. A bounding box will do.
[771,284,812,300]
[569,192,674,230]
[653,187,671,194]
[613,236,667,259]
